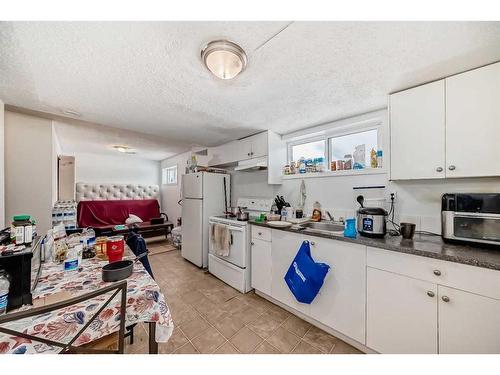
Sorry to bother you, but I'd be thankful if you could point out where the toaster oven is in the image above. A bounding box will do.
[0,236,42,311]
[442,193,500,246]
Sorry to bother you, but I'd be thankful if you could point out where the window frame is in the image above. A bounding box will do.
[286,119,383,175]
[162,165,178,186]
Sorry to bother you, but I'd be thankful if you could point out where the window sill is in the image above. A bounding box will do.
[282,168,387,179]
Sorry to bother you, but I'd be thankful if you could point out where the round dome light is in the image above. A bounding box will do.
[201,40,247,80]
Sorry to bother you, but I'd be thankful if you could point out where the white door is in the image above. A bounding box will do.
[209,222,247,268]
[181,198,203,267]
[251,238,272,295]
[182,172,203,199]
[390,80,445,180]
[366,267,438,353]
[310,238,366,344]
[438,286,500,354]
[249,132,268,159]
[445,62,500,178]
[270,230,310,315]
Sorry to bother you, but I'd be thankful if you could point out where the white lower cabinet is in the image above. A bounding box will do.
[310,238,366,344]
[438,286,500,354]
[250,238,272,295]
[270,230,310,315]
[366,267,438,353]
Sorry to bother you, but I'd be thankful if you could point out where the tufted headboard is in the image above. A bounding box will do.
[76,183,160,202]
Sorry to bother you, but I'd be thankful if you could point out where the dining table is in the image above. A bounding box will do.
[0,251,173,354]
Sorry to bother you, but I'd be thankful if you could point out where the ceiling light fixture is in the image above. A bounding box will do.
[60,108,82,117]
[201,40,247,80]
[112,145,136,154]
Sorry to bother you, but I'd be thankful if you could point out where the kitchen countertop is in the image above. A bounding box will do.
[250,220,500,271]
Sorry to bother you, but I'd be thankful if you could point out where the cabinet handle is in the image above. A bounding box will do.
[448,165,456,171]
[441,295,450,303]
[248,153,251,157]
[436,167,443,172]
[250,242,254,246]
[258,232,262,236]
[310,241,316,246]
[433,270,441,276]
[427,291,435,298]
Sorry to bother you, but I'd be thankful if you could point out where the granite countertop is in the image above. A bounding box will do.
[250,220,500,271]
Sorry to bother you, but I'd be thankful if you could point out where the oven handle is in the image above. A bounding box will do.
[208,222,244,232]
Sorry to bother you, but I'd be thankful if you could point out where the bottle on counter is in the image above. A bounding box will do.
[370,148,378,168]
[377,150,383,168]
[299,158,306,174]
[0,270,10,315]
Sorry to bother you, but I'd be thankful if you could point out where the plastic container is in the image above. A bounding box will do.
[0,270,10,315]
[343,218,357,238]
[343,154,353,170]
[106,236,125,263]
[377,150,383,168]
[11,215,33,245]
[64,247,79,272]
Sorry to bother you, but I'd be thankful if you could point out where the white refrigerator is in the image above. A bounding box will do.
[181,172,230,268]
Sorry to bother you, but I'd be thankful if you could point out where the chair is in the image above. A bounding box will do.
[0,281,128,354]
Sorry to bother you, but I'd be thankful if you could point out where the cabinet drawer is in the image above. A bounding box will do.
[367,247,500,300]
[251,226,271,242]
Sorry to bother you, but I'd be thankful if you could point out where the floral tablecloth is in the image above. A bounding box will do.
[0,256,173,354]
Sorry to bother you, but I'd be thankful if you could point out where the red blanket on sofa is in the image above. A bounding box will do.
[77,199,161,228]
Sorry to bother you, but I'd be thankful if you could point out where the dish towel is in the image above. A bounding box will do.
[212,224,231,257]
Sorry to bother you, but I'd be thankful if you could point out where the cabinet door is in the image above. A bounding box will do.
[366,267,438,353]
[238,137,254,160]
[208,140,241,166]
[309,238,366,343]
[389,80,445,180]
[270,230,310,315]
[249,132,268,159]
[251,239,272,295]
[438,286,500,354]
[445,62,500,178]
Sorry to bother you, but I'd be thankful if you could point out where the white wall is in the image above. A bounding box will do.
[5,111,57,234]
[74,152,160,186]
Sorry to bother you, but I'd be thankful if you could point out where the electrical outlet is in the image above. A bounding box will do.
[385,191,397,203]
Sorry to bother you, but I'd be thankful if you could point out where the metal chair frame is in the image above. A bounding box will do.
[0,280,127,354]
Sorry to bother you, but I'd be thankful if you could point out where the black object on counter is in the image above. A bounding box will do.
[400,222,416,240]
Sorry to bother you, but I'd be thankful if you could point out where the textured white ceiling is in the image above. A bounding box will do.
[1,21,500,151]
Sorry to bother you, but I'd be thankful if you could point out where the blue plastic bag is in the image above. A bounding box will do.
[284,240,330,304]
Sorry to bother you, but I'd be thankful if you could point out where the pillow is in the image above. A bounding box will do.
[125,214,143,225]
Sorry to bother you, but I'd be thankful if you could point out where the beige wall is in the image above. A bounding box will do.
[0,100,4,228]
[5,111,57,234]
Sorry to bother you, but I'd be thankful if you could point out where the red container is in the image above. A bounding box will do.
[106,236,125,263]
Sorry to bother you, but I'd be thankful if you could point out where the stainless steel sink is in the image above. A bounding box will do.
[299,221,345,233]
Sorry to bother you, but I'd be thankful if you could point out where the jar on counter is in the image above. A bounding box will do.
[330,161,337,171]
[283,164,291,175]
[10,215,33,245]
[344,154,353,170]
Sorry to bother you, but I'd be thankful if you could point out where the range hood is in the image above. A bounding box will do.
[234,156,268,171]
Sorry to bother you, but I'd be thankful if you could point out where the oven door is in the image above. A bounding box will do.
[453,213,500,244]
[209,221,247,268]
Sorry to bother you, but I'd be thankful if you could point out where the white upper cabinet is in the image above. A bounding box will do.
[445,62,500,178]
[390,62,500,180]
[248,132,268,158]
[390,80,445,180]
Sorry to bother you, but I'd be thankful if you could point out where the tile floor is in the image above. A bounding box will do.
[125,241,362,354]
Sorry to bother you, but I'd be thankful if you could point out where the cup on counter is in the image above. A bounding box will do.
[400,222,416,240]
[285,207,295,220]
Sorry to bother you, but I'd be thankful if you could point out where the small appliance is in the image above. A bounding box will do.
[442,193,500,246]
[0,236,42,311]
[356,195,387,238]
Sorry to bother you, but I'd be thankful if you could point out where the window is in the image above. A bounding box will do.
[330,129,378,167]
[290,139,326,162]
[162,166,177,185]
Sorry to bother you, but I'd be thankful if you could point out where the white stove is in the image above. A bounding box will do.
[208,197,272,293]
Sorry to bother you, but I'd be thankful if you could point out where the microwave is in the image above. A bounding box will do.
[442,193,500,246]
[0,236,42,311]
